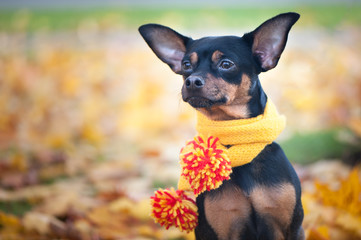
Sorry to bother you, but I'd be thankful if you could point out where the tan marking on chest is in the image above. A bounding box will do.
[204,185,251,240]
[250,183,296,237]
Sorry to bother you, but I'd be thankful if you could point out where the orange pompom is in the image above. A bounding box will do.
[180,135,232,196]
[150,188,198,232]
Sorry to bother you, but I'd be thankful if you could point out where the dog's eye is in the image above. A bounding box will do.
[219,60,234,70]
[182,61,192,71]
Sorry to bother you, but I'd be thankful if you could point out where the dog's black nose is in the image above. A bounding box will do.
[185,76,205,90]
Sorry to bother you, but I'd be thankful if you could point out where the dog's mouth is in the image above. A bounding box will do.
[185,96,228,109]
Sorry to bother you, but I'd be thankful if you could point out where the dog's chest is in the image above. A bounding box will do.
[203,181,296,240]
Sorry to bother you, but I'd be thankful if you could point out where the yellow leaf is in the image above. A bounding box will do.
[306,226,329,240]
[109,198,151,221]
[128,198,151,221]
[86,205,129,239]
[316,225,329,239]
[81,123,104,145]
[0,211,21,229]
[44,132,70,149]
[315,167,361,216]
[137,225,162,239]
[313,167,361,237]
[336,211,361,237]
[61,76,80,96]
[301,192,315,215]
[108,198,133,213]
[10,153,28,172]
[184,231,196,240]
[349,118,361,138]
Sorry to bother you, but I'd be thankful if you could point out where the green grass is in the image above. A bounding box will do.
[280,128,355,165]
[0,200,33,217]
[0,4,360,32]
[152,179,178,189]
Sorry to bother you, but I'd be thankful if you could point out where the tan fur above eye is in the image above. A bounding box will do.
[189,52,198,65]
[211,50,224,63]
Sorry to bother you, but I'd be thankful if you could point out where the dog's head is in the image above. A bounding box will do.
[139,13,299,120]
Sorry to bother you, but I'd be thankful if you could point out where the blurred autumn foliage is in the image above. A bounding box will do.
[0,6,361,240]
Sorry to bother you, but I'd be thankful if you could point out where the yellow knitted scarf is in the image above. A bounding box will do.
[178,99,286,191]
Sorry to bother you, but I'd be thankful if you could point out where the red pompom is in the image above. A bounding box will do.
[150,188,198,232]
[180,135,232,196]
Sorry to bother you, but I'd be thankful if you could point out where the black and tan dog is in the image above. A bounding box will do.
[139,12,304,240]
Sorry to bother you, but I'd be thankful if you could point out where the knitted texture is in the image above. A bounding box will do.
[178,99,286,191]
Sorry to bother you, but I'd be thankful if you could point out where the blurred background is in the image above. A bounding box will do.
[0,0,360,239]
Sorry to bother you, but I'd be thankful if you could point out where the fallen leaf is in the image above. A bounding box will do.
[349,118,361,138]
[315,168,361,216]
[23,212,63,235]
[0,211,21,229]
[109,198,151,221]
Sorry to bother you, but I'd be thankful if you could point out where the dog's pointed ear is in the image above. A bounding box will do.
[139,24,191,74]
[244,12,300,72]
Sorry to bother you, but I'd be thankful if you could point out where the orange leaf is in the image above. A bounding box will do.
[315,168,361,216]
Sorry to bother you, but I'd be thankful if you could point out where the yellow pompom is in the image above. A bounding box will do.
[150,188,198,232]
[180,135,232,196]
